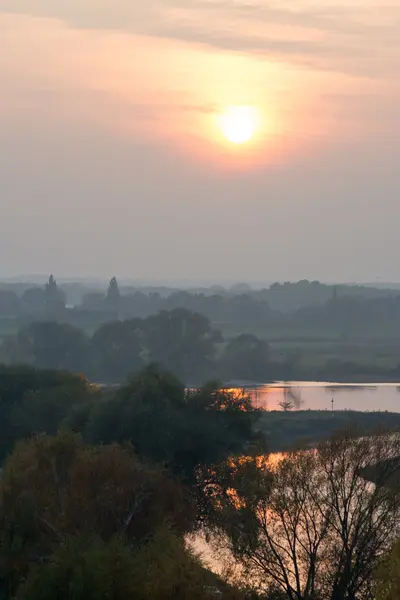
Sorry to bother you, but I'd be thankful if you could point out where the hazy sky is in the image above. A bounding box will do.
[1,1,399,283]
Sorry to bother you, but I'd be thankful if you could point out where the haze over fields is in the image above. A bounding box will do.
[1,0,399,282]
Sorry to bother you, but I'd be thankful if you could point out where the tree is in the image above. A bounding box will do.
[143,309,218,382]
[105,277,120,314]
[0,431,246,600]
[88,364,186,461]
[0,432,194,595]
[88,365,262,488]
[211,430,400,600]
[0,365,92,463]
[17,529,241,600]
[374,539,400,600]
[90,319,144,382]
[16,535,140,600]
[44,275,65,313]
[15,321,89,372]
[277,387,301,411]
[278,399,294,411]
[226,295,272,325]
[222,334,270,382]
[125,527,242,600]
[12,379,98,444]
[281,348,301,381]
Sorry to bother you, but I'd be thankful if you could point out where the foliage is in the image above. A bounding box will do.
[0,429,246,600]
[126,527,242,599]
[210,431,400,600]
[16,535,139,600]
[104,276,120,314]
[0,359,400,598]
[17,529,241,600]
[144,309,219,382]
[90,318,144,382]
[88,364,262,486]
[15,321,89,372]
[0,432,194,595]
[374,539,400,600]
[6,279,400,382]
[0,365,94,463]
[1,309,229,384]
[44,275,65,314]
[6,278,400,386]
[222,334,271,381]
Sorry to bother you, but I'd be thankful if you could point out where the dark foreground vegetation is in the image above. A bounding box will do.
[3,277,400,383]
[0,364,400,599]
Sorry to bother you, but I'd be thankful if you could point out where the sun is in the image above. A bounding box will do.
[219,106,259,145]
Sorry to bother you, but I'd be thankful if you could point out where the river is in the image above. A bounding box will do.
[229,382,400,412]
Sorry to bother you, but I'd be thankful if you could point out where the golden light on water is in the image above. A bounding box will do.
[218,106,260,145]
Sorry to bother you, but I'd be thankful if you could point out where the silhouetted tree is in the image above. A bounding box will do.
[44,275,65,313]
[16,321,89,372]
[105,276,120,314]
[222,334,270,382]
[211,431,400,600]
[88,364,261,487]
[0,365,92,463]
[278,399,294,411]
[90,319,144,382]
[144,309,219,382]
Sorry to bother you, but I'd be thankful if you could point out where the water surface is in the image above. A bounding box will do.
[233,382,400,412]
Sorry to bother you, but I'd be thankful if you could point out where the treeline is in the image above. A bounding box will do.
[0,309,271,383]
[3,309,400,384]
[0,364,399,599]
[3,277,400,336]
[0,275,65,317]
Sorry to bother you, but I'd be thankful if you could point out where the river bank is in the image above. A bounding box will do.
[259,410,400,452]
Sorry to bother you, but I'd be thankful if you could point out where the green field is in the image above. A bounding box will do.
[259,410,400,452]
[215,320,400,380]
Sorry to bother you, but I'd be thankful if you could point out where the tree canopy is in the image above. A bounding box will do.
[0,365,95,463]
[375,539,400,600]
[88,364,262,487]
[208,431,400,600]
[0,432,199,598]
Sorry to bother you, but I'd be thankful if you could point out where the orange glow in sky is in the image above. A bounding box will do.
[1,2,399,282]
[0,14,346,171]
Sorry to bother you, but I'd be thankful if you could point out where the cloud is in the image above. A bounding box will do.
[1,0,398,35]
[142,21,399,80]
[1,0,399,78]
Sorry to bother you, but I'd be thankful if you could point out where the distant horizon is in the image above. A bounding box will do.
[1,275,399,289]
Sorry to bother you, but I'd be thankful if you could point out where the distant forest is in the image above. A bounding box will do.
[2,276,400,333]
[2,276,400,383]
